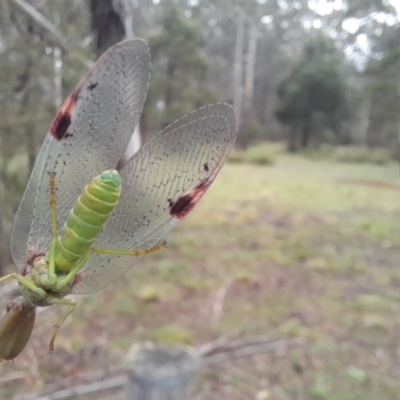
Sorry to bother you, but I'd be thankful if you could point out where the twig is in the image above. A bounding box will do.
[210,279,234,326]
[199,333,296,357]
[202,338,305,366]
[0,371,28,383]
[15,377,125,400]
[197,328,243,357]
[14,367,126,400]
[10,0,92,67]
[11,0,70,50]
[210,335,283,352]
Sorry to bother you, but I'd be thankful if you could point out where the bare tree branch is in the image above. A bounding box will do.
[210,279,234,326]
[11,0,92,67]
[11,0,70,50]
[202,338,305,366]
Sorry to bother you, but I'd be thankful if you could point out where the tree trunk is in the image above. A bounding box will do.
[90,0,142,157]
[163,61,176,128]
[89,0,125,58]
[237,22,257,149]
[357,98,370,146]
[233,12,245,128]
[287,127,297,152]
[242,21,257,120]
[301,121,311,148]
[237,20,258,149]
[397,118,400,174]
[119,0,141,156]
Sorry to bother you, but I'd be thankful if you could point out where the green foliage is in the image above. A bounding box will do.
[144,0,215,130]
[241,118,266,144]
[350,294,391,313]
[228,142,283,165]
[151,324,193,345]
[156,260,188,282]
[312,373,332,399]
[275,34,348,150]
[347,367,367,382]
[301,145,392,165]
[333,146,391,165]
[362,314,390,331]
[137,285,161,303]
[279,319,302,337]
[364,42,400,148]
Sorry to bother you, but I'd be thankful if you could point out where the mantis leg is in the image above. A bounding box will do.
[55,241,167,289]
[91,240,167,257]
[55,249,94,289]
[47,172,59,278]
[47,297,77,352]
[0,274,46,298]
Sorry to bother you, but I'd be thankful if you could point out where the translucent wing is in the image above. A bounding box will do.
[73,104,236,294]
[10,39,150,270]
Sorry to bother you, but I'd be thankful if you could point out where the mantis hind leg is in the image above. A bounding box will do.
[47,297,77,352]
[91,240,168,257]
[55,241,168,290]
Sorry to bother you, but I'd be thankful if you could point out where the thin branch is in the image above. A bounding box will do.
[210,279,234,326]
[17,366,126,399]
[40,377,125,400]
[11,0,70,50]
[10,0,92,67]
[15,373,126,400]
[198,328,243,357]
[202,338,305,366]
[0,371,28,384]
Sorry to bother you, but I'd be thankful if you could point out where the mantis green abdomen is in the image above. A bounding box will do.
[53,169,122,272]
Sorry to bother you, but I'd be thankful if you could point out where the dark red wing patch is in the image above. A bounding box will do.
[48,87,80,140]
[169,180,211,220]
[48,41,131,141]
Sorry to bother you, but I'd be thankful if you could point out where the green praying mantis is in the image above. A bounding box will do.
[0,39,236,360]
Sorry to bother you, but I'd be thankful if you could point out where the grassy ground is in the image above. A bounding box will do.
[2,149,400,399]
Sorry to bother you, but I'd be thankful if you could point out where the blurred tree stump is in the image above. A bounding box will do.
[125,343,200,400]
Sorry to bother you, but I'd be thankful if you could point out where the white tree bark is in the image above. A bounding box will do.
[116,0,142,159]
[242,21,258,118]
[53,47,63,109]
[233,12,245,126]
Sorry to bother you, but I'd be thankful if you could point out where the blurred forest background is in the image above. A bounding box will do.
[3,1,400,399]
[0,0,400,270]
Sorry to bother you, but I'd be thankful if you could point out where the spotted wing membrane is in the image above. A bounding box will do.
[73,104,236,294]
[10,39,151,270]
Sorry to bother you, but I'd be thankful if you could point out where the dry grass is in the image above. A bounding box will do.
[2,152,400,399]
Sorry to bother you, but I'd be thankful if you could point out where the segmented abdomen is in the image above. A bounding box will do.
[53,169,122,272]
